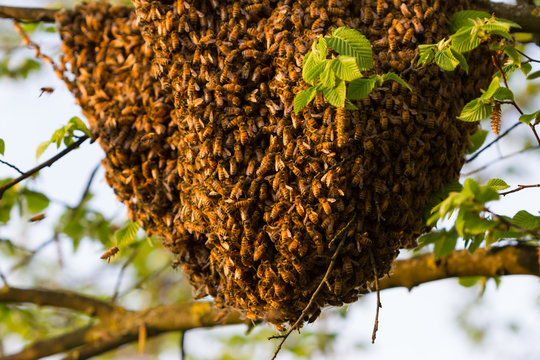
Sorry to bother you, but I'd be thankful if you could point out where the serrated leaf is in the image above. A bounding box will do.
[486,178,510,190]
[312,37,328,61]
[467,129,488,154]
[519,110,540,124]
[322,79,346,108]
[320,62,336,88]
[449,10,491,32]
[481,77,501,100]
[67,117,91,137]
[451,28,482,53]
[434,48,460,71]
[504,45,521,64]
[302,52,327,85]
[418,44,437,66]
[294,86,317,115]
[114,221,140,246]
[458,99,492,122]
[36,141,50,160]
[512,211,540,230]
[493,87,514,101]
[22,189,49,213]
[0,139,4,155]
[345,99,358,110]
[382,72,411,91]
[450,48,469,73]
[527,70,540,80]
[331,56,362,81]
[325,27,373,70]
[434,230,458,259]
[347,76,377,100]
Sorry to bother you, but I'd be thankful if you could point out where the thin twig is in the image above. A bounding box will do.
[466,122,521,163]
[500,183,540,196]
[9,237,55,272]
[76,163,101,209]
[515,48,540,63]
[117,263,170,298]
[461,146,538,176]
[111,249,139,302]
[368,248,381,344]
[0,136,89,200]
[180,331,186,360]
[0,159,24,175]
[0,5,57,22]
[484,208,540,238]
[0,268,9,288]
[269,216,356,360]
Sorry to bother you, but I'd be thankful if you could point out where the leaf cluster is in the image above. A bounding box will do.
[36,116,91,159]
[294,27,409,114]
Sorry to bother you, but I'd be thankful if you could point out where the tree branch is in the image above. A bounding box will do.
[0,6,56,23]
[0,286,120,318]
[1,245,536,360]
[0,136,89,200]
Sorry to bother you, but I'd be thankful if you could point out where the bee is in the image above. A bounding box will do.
[333,271,343,295]
[29,213,45,222]
[343,257,354,277]
[400,3,413,17]
[376,0,385,16]
[392,19,406,35]
[380,110,389,130]
[336,107,348,148]
[410,92,418,107]
[259,182,269,200]
[232,2,241,18]
[39,87,54,97]
[100,246,119,263]
[311,18,325,32]
[403,28,415,43]
[246,4,264,17]
[246,159,256,176]
[424,7,434,20]
[278,266,296,286]
[388,34,397,51]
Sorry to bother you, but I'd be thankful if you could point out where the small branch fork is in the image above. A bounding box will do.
[367,248,381,344]
[0,245,537,360]
[0,136,89,200]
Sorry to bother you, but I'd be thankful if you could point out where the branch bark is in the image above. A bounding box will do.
[0,245,537,360]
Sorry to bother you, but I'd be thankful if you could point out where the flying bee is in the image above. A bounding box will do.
[100,246,119,263]
[29,213,45,222]
[39,87,54,97]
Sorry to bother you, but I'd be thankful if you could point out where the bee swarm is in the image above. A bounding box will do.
[56,0,492,327]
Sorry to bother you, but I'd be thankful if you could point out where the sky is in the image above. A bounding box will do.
[0,1,539,359]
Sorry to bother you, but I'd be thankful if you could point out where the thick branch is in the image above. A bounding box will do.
[0,6,56,23]
[379,245,539,290]
[0,287,120,318]
[1,245,537,360]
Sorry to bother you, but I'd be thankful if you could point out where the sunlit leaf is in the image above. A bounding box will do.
[114,221,141,246]
[325,27,373,70]
[458,99,492,122]
[22,189,49,213]
[294,86,317,115]
[347,76,377,100]
[322,79,346,107]
[467,129,488,154]
[519,110,540,124]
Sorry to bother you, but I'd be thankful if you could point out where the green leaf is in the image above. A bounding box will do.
[493,87,514,101]
[294,86,317,115]
[345,99,358,110]
[382,72,411,91]
[481,77,500,100]
[0,179,17,224]
[512,211,540,230]
[434,48,460,71]
[322,79,346,108]
[417,231,445,247]
[451,27,482,53]
[325,27,373,70]
[320,62,336,88]
[302,52,327,85]
[22,189,49,213]
[504,45,521,65]
[468,234,484,254]
[331,56,362,81]
[418,44,437,66]
[450,48,469,73]
[467,129,488,154]
[312,37,328,61]
[67,117,91,137]
[520,62,532,76]
[486,178,510,190]
[449,10,491,32]
[527,70,540,80]
[519,110,540,125]
[434,230,458,258]
[347,76,377,100]
[458,276,481,287]
[114,221,141,246]
[36,141,50,160]
[0,139,4,155]
[458,99,492,122]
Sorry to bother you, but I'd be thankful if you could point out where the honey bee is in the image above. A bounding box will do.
[336,107,348,148]
[424,7,434,20]
[376,0,385,16]
[333,271,343,295]
[392,19,406,35]
[311,18,325,32]
[380,110,389,130]
[100,246,119,263]
[278,266,296,285]
[39,87,54,97]
[246,159,256,177]
[403,28,415,43]
[388,34,397,51]
[29,213,46,222]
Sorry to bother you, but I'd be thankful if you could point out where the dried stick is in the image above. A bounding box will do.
[500,183,540,196]
[269,216,356,360]
[0,159,24,175]
[111,249,139,301]
[0,136,89,200]
[368,248,381,344]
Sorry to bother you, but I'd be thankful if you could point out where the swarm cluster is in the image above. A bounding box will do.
[56,0,492,326]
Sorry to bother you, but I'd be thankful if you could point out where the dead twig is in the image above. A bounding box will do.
[368,248,381,344]
[269,216,356,360]
[466,122,521,163]
[500,183,540,196]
